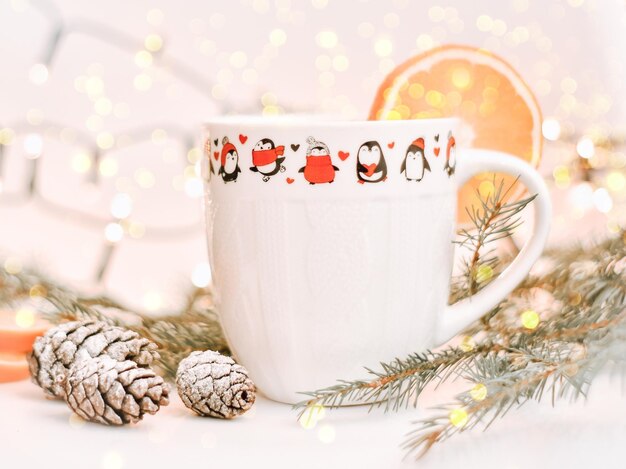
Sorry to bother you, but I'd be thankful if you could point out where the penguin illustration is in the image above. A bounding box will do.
[444,131,456,177]
[356,140,387,184]
[218,136,241,183]
[400,138,430,182]
[250,138,286,182]
[298,136,339,184]
[203,137,215,180]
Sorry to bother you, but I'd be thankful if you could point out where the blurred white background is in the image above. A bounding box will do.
[1,0,625,310]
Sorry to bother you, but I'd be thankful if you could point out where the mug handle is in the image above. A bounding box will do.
[435,148,552,344]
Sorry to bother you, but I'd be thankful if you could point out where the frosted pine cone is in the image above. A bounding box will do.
[65,356,169,425]
[28,320,159,399]
[176,350,256,419]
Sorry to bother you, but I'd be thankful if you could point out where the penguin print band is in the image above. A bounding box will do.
[204,131,457,185]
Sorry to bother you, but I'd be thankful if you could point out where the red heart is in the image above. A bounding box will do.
[239,134,248,144]
[434,147,440,157]
[213,151,219,160]
[363,163,377,177]
[338,151,350,161]
[387,142,395,149]
[286,177,294,184]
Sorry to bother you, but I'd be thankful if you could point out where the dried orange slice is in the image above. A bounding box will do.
[0,353,30,383]
[369,44,542,224]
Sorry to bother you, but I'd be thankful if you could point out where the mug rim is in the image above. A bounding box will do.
[203,114,460,129]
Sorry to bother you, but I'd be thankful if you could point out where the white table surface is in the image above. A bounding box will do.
[2,370,626,469]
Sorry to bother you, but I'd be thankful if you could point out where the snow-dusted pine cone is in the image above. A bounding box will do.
[176,350,256,419]
[28,320,159,399]
[65,356,169,425]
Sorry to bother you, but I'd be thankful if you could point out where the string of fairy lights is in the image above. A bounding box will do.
[0,0,264,292]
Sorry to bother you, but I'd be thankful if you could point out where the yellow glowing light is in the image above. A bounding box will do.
[576,137,594,159]
[425,90,445,108]
[135,50,153,68]
[15,307,36,329]
[606,171,626,192]
[299,404,326,429]
[357,22,375,38]
[553,165,571,189]
[470,383,487,401]
[460,335,475,352]
[85,76,104,97]
[4,257,22,274]
[491,19,507,36]
[561,77,578,94]
[408,83,424,99]
[521,309,539,330]
[449,408,468,428]
[475,264,494,284]
[135,168,156,189]
[374,38,393,57]
[428,6,445,22]
[151,128,167,144]
[229,51,248,69]
[316,31,338,49]
[26,108,44,126]
[211,84,227,100]
[96,132,115,150]
[29,63,49,85]
[71,152,92,173]
[478,180,495,198]
[542,118,561,141]
[476,15,493,32]
[332,55,349,72]
[269,28,287,46]
[451,67,471,90]
[68,413,86,428]
[128,222,145,239]
[568,0,585,7]
[146,9,164,26]
[317,424,336,444]
[99,157,119,177]
[134,73,152,91]
[143,290,163,311]
[144,34,163,52]
[29,284,47,298]
[0,128,16,145]
[416,34,434,51]
[94,97,113,116]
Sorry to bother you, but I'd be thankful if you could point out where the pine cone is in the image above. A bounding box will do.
[65,356,169,425]
[28,320,159,399]
[176,350,256,419]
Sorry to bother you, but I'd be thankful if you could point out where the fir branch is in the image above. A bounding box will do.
[0,266,229,380]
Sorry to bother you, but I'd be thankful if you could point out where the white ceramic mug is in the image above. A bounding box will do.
[202,116,551,404]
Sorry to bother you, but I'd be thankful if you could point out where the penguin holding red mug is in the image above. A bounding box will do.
[250,138,286,182]
[400,137,430,182]
[298,136,339,184]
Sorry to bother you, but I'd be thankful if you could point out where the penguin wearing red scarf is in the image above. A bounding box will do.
[444,131,456,177]
[250,138,286,182]
[356,140,387,184]
[298,136,339,184]
[218,136,241,183]
[401,137,430,182]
